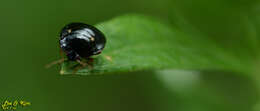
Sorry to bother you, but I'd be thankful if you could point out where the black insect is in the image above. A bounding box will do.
[46,23,106,69]
[60,23,106,60]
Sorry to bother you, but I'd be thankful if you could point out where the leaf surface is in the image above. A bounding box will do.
[61,15,251,75]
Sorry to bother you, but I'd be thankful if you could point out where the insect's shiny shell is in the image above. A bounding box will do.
[60,23,106,61]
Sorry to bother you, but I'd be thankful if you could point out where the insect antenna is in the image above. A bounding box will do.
[45,48,65,68]
[45,58,65,68]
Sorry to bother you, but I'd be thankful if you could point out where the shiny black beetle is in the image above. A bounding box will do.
[60,23,106,61]
[46,23,106,69]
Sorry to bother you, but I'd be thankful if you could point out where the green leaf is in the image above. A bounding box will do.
[60,14,252,75]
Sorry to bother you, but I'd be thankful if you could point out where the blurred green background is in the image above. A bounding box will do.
[0,0,259,111]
